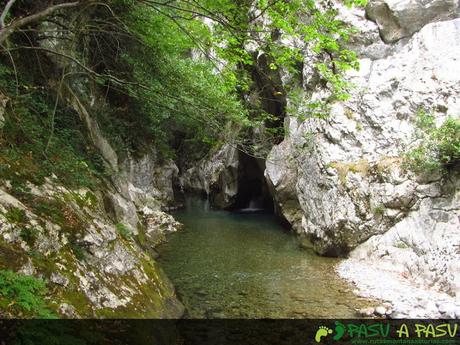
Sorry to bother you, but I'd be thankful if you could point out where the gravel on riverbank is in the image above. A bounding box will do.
[337,259,460,319]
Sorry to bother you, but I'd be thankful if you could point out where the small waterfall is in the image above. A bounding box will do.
[204,194,210,212]
[239,196,264,213]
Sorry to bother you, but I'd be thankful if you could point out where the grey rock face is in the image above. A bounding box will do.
[366,0,459,43]
[0,182,184,318]
[122,150,179,209]
[268,14,460,251]
[266,2,460,308]
[265,139,303,233]
[180,143,239,208]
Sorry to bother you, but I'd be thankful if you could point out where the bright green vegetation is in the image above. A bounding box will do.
[116,222,133,240]
[0,269,56,318]
[91,0,366,158]
[4,206,27,225]
[0,0,367,186]
[405,110,460,174]
[19,227,39,246]
[372,204,386,217]
[0,66,105,191]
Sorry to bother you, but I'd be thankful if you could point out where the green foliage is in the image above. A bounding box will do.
[0,270,56,318]
[4,207,27,225]
[404,110,460,174]
[85,2,248,159]
[20,228,39,246]
[86,0,366,160]
[373,204,385,216]
[116,223,132,240]
[70,243,86,261]
[0,65,105,190]
[203,0,366,119]
[63,191,98,210]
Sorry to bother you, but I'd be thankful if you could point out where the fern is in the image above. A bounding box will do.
[0,270,56,318]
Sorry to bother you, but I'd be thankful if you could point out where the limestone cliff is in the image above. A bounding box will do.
[265,0,460,316]
[0,9,184,318]
[0,92,184,318]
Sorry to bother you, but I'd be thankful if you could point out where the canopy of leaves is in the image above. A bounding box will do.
[405,110,460,174]
[1,0,367,170]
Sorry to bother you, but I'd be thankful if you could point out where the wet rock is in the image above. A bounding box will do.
[142,207,182,247]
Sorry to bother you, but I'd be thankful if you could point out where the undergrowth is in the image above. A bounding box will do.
[0,269,56,318]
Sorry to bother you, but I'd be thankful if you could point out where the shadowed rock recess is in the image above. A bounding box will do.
[0,0,459,319]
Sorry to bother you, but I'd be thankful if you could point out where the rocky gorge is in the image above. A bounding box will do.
[181,0,460,318]
[0,0,459,319]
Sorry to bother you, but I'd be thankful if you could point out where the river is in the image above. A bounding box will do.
[157,198,374,318]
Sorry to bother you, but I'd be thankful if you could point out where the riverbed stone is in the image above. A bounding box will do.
[358,307,375,317]
[374,306,387,316]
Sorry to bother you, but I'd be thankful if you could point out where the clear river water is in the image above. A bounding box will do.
[157,198,374,318]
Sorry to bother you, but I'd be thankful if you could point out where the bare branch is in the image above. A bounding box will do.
[0,1,81,44]
[0,0,17,29]
[1,45,148,89]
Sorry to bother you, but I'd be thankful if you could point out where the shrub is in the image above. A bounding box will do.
[70,243,86,261]
[4,207,27,225]
[405,111,460,174]
[373,204,386,216]
[116,223,132,240]
[0,270,56,318]
[19,227,39,246]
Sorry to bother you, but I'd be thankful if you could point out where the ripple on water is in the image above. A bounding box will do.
[157,198,374,318]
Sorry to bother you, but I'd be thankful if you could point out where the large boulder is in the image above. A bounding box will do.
[267,13,460,257]
[366,0,459,43]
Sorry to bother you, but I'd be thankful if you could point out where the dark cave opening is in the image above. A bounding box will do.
[229,151,274,213]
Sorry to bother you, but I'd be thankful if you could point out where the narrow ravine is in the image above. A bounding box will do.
[157,198,375,318]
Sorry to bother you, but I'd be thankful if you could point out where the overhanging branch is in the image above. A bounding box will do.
[0,1,81,44]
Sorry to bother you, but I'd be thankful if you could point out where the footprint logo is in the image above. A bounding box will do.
[315,326,333,343]
[333,321,346,341]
